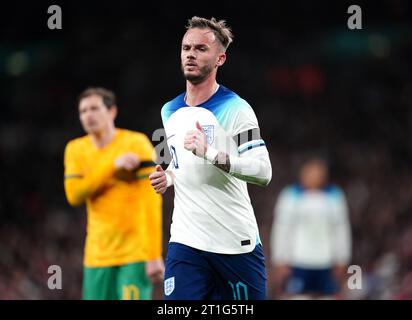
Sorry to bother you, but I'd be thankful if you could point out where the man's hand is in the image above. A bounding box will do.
[114,153,141,171]
[145,258,165,284]
[149,165,168,194]
[184,121,208,157]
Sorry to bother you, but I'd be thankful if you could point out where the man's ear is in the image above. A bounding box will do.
[110,105,118,120]
[216,52,226,67]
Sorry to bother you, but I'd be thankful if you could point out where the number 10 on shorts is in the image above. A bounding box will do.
[228,281,248,300]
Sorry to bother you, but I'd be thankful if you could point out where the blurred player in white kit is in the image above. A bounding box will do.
[270,157,351,299]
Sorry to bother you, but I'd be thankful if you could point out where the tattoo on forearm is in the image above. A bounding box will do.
[213,152,231,173]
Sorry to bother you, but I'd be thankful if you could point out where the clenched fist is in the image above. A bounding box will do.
[184,121,208,157]
[149,165,169,194]
[114,152,140,171]
[145,258,165,284]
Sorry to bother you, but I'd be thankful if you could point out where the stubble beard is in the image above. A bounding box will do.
[182,63,214,85]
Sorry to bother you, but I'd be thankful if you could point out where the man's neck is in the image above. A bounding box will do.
[185,74,219,107]
[91,125,116,148]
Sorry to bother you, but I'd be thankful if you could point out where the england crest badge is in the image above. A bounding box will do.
[164,276,175,296]
[202,125,215,145]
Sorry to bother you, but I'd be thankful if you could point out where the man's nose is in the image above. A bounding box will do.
[85,111,94,120]
[187,49,196,59]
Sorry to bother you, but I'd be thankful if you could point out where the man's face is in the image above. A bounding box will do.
[78,95,116,135]
[181,28,226,84]
[300,161,328,190]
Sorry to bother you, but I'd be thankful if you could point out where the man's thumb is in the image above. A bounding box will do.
[155,165,163,172]
[196,121,204,132]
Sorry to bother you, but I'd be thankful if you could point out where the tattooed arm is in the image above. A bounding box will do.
[212,151,231,173]
[206,147,271,186]
[184,121,272,186]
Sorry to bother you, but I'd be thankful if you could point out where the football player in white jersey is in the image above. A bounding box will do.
[149,16,272,300]
[270,157,352,299]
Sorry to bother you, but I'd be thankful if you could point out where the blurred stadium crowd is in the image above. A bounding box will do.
[0,1,411,299]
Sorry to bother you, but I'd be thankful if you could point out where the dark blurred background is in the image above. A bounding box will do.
[0,0,411,299]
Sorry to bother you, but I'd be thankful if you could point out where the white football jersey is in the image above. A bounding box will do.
[161,85,267,254]
[271,184,352,268]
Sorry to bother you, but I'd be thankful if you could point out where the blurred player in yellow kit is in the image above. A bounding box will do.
[64,87,164,300]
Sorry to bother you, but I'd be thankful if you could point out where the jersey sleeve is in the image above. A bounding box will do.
[140,179,163,259]
[139,134,156,161]
[231,102,260,137]
[132,133,158,179]
[230,102,267,157]
[64,141,83,181]
[63,140,115,206]
[132,133,163,259]
[331,188,352,265]
[270,187,297,265]
[225,101,271,186]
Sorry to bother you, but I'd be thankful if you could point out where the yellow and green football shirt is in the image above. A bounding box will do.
[64,128,162,267]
